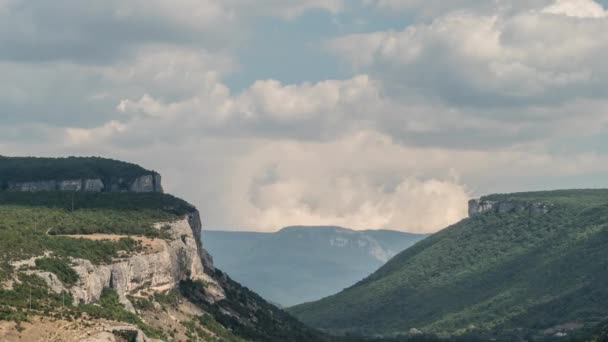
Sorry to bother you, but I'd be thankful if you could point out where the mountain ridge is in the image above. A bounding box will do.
[204,226,428,307]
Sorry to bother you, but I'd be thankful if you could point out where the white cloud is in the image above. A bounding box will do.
[65,121,127,145]
[542,0,607,18]
[4,0,608,235]
[235,75,377,122]
[365,0,550,16]
[115,71,381,138]
[224,132,470,232]
[330,0,608,107]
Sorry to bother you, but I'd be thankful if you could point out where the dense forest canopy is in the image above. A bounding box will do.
[0,156,157,183]
[290,189,608,341]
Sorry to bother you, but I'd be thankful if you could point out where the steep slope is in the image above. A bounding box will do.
[0,157,328,342]
[290,190,608,340]
[205,226,428,306]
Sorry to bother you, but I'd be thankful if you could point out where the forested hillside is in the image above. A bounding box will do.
[290,190,608,341]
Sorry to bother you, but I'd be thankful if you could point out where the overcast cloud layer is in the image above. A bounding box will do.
[2,0,608,233]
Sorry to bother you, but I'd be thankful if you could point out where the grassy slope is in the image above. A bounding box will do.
[289,190,608,339]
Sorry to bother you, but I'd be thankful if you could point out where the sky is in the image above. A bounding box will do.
[3,0,608,233]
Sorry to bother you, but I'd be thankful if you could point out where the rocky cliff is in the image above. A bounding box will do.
[0,156,163,193]
[16,212,224,313]
[468,198,552,217]
[0,157,330,342]
[5,174,163,193]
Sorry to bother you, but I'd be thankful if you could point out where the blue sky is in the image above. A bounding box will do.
[2,0,608,233]
[226,5,415,90]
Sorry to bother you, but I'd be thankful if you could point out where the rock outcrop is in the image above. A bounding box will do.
[25,212,224,311]
[6,174,163,193]
[68,215,224,309]
[468,199,551,217]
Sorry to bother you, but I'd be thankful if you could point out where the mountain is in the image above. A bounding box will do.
[0,156,328,342]
[204,226,428,307]
[290,190,608,341]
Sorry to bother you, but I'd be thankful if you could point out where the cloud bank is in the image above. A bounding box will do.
[3,0,608,232]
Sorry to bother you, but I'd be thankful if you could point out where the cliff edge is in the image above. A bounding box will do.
[0,156,163,193]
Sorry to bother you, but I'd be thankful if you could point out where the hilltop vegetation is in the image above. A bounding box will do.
[0,192,195,276]
[0,192,192,301]
[0,156,157,183]
[290,190,608,340]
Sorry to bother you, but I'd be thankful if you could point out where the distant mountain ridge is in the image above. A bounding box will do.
[203,226,428,307]
[289,189,608,340]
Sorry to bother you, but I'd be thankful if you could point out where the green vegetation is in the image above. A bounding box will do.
[80,288,165,339]
[0,190,196,326]
[153,288,182,308]
[34,258,79,286]
[0,273,73,319]
[0,191,195,280]
[582,319,608,342]
[0,205,158,277]
[180,272,334,342]
[0,191,193,217]
[482,189,608,208]
[183,315,246,342]
[290,189,608,340]
[0,156,156,184]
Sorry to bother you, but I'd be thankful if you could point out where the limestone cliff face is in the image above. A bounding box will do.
[69,214,224,310]
[6,174,163,193]
[468,199,551,217]
[30,211,224,311]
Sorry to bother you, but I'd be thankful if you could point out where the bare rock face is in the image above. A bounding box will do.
[64,214,224,310]
[468,199,551,217]
[129,174,163,193]
[6,174,163,193]
[83,179,105,192]
[8,180,57,192]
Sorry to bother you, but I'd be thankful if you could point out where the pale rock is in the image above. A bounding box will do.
[129,174,163,193]
[64,214,224,309]
[5,174,162,193]
[468,199,551,217]
[84,179,105,192]
[58,179,83,191]
[25,271,67,294]
[8,180,57,192]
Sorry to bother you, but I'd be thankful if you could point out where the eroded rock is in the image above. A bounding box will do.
[468,199,551,217]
